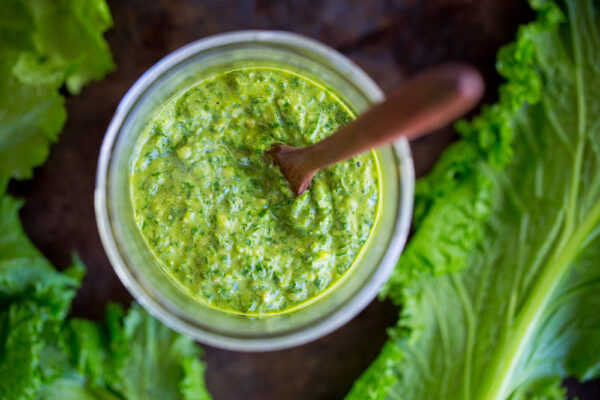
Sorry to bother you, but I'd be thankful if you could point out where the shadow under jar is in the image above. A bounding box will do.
[95,31,414,351]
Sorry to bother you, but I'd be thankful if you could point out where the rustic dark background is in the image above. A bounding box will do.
[10,1,600,399]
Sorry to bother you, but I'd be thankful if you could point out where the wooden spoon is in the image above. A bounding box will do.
[266,63,484,195]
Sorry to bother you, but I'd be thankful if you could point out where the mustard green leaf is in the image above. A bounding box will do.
[180,357,213,400]
[0,195,81,315]
[108,303,210,400]
[39,378,122,400]
[14,0,115,94]
[0,0,114,184]
[349,0,600,399]
[0,302,45,400]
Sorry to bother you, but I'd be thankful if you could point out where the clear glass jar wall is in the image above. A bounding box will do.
[95,31,414,351]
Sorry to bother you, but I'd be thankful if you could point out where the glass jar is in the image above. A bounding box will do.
[95,31,414,351]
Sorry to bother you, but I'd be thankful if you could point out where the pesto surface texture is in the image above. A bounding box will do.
[130,68,380,314]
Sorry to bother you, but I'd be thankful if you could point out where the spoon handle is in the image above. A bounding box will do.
[298,63,484,172]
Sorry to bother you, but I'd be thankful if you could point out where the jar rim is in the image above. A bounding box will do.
[95,30,414,351]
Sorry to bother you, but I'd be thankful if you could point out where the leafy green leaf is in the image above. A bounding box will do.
[180,357,213,400]
[0,0,114,186]
[0,301,45,399]
[12,0,115,94]
[109,303,210,400]
[0,78,66,189]
[0,195,82,314]
[63,318,114,387]
[39,378,122,400]
[0,195,85,400]
[35,303,212,400]
[348,0,600,399]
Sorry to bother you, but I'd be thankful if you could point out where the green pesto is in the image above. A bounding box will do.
[130,68,380,315]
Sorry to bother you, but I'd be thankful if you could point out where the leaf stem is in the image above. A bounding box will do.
[476,197,600,400]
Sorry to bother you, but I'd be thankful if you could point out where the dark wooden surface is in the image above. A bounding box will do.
[10,1,599,399]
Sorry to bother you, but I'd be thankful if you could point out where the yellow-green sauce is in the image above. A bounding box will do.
[130,68,380,314]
